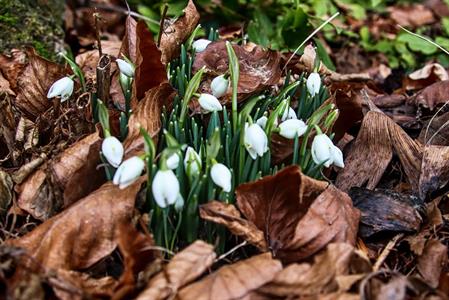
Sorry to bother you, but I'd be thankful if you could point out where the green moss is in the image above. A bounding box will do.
[0,0,64,60]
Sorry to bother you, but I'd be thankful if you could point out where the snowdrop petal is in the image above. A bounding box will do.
[244,123,268,159]
[311,134,333,168]
[166,153,180,170]
[281,106,297,121]
[184,147,202,177]
[116,59,135,77]
[113,156,145,189]
[47,77,74,101]
[152,169,180,208]
[192,39,211,53]
[211,163,232,192]
[306,72,321,96]
[198,93,222,112]
[331,145,345,168]
[102,136,124,168]
[211,75,229,98]
[278,119,307,139]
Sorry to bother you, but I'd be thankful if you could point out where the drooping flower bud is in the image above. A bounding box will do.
[281,106,297,121]
[198,93,223,112]
[256,116,268,129]
[166,153,180,170]
[210,75,229,98]
[210,163,232,192]
[311,134,344,168]
[184,147,202,177]
[151,169,180,208]
[244,123,268,159]
[174,193,184,212]
[47,76,74,102]
[306,72,321,96]
[192,39,211,53]
[113,156,145,189]
[278,119,307,139]
[101,136,124,168]
[116,58,135,78]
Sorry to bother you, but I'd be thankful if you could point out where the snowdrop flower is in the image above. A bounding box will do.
[116,59,134,78]
[166,153,180,170]
[306,72,321,96]
[192,39,211,53]
[256,116,268,129]
[152,169,180,208]
[211,75,229,98]
[113,156,145,189]
[211,163,232,192]
[281,106,297,121]
[47,76,74,102]
[311,134,344,168]
[174,193,184,212]
[184,147,201,177]
[102,136,124,168]
[278,119,307,139]
[198,93,222,112]
[244,123,268,159]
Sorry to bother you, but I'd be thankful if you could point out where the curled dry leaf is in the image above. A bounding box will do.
[416,239,448,288]
[136,240,216,300]
[259,243,371,297]
[234,165,359,262]
[408,80,449,110]
[419,145,449,199]
[335,111,423,193]
[199,201,268,251]
[388,4,436,27]
[177,252,282,300]
[7,177,145,271]
[16,131,104,220]
[14,48,68,120]
[192,41,281,107]
[132,20,167,103]
[404,63,449,91]
[349,188,423,239]
[159,0,200,65]
[0,49,27,90]
[124,83,175,157]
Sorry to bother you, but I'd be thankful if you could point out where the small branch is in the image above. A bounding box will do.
[157,4,169,48]
[96,54,112,103]
[214,241,248,263]
[91,2,160,25]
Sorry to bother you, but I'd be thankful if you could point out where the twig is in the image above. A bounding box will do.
[214,240,248,263]
[94,9,103,57]
[91,2,160,25]
[96,55,111,103]
[373,233,403,271]
[424,100,449,144]
[398,25,449,56]
[157,4,169,48]
[283,12,340,72]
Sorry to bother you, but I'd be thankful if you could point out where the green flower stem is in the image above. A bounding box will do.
[226,42,239,133]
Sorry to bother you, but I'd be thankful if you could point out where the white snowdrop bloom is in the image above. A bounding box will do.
[113,156,145,189]
[102,136,124,168]
[311,134,344,168]
[210,75,229,98]
[166,153,180,170]
[278,119,307,139]
[210,163,232,192]
[198,93,223,112]
[47,76,74,102]
[192,39,211,53]
[306,72,321,96]
[152,169,180,208]
[256,116,268,129]
[184,147,202,177]
[281,106,297,121]
[244,123,268,159]
[116,58,135,78]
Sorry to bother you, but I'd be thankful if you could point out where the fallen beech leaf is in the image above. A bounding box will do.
[235,166,359,262]
[120,16,138,63]
[0,49,27,90]
[335,111,423,193]
[404,63,449,91]
[192,41,281,107]
[177,253,282,300]
[419,145,449,199]
[124,83,175,157]
[16,132,104,220]
[408,80,449,110]
[417,239,448,288]
[199,201,268,251]
[15,48,68,120]
[136,240,216,300]
[7,178,145,270]
[388,4,435,27]
[349,188,423,239]
[132,20,167,102]
[259,243,371,297]
[159,0,200,65]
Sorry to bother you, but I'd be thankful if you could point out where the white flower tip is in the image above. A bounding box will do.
[192,39,211,53]
[211,75,229,98]
[102,136,124,168]
[198,93,222,112]
[47,77,74,101]
[116,58,135,77]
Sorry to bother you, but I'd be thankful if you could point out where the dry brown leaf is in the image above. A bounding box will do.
[124,83,175,157]
[408,80,449,110]
[177,252,282,300]
[417,239,448,288]
[235,166,359,262]
[335,111,423,193]
[7,177,145,270]
[419,145,449,199]
[120,16,138,63]
[0,49,27,90]
[418,111,449,146]
[388,4,436,27]
[16,132,104,220]
[192,41,281,107]
[259,243,371,297]
[404,63,449,91]
[199,201,268,251]
[132,20,167,103]
[159,0,200,65]
[136,240,216,300]
[14,48,68,120]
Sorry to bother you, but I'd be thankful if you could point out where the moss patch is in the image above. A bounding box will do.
[0,0,64,60]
